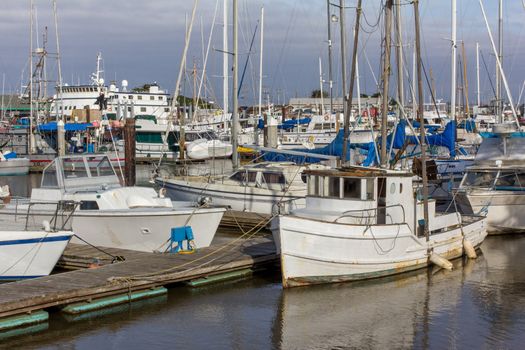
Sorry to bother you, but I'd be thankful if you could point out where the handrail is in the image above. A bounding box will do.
[23,200,81,231]
[333,204,407,225]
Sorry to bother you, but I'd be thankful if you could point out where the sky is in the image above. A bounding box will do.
[0,0,524,108]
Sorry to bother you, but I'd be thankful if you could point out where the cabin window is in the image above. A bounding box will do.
[463,171,496,187]
[159,96,164,100]
[136,132,163,144]
[62,158,89,179]
[262,172,285,185]
[80,201,99,210]
[496,171,525,189]
[164,108,170,112]
[365,179,375,200]
[230,171,257,183]
[328,177,341,198]
[150,96,155,100]
[87,156,115,177]
[138,95,143,100]
[399,183,403,194]
[343,178,361,199]
[140,107,147,112]
[129,95,133,100]
[42,162,58,188]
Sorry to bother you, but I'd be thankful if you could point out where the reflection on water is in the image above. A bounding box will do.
[1,163,525,349]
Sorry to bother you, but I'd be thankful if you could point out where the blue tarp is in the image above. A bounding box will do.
[407,120,457,157]
[411,120,440,133]
[458,119,476,132]
[257,117,311,130]
[261,129,353,164]
[362,120,407,166]
[37,122,93,132]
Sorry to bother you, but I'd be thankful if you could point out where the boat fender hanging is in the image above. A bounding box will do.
[429,253,453,271]
[463,239,477,259]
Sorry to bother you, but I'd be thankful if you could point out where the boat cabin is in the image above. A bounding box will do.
[461,166,525,191]
[300,166,457,236]
[227,163,304,191]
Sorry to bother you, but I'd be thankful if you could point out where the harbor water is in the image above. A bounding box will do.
[1,163,524,349]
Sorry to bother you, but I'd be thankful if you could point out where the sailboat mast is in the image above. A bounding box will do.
[451,0,457,125]
[413,0,429,241]
[232,0,239,170]
[319,57,325,115]
[395,0,404,108]
[476,42,480,108]
[29,0,34,155]
[52,0,63,122]
[461,42,470,117]
[496,0,503,120]
[380,0,393,168]
[326,0,334,115]
[342,0,362,163]
[258,7,264,129]
[223,0,228,124]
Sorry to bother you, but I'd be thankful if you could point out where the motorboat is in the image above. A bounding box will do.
[455,123,525,234]
[271,165,487,287]
[0,154,225,252]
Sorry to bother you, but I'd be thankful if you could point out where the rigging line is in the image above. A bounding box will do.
[479,49,497,101]
[196,0,219,109]
[238,22,259,98]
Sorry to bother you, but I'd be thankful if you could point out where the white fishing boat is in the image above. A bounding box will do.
[157,162,326,216]
[0,154,225,252]
[0,151,30,176]
[271,166,487,287]
[455,124,525,234]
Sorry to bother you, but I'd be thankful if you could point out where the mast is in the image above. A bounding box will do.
[326,0,334,115]
[258,6,264,146]
[29,0,34,154]
[223,0,228,124]
[461,41,470,117]
[496,0,503,121]
[414,0,429,242]
[319,57,325,115]
[450,0,457,125]
[339,0,347,117]
[52,0,63,122]
[232,0,239,169]
[342,0,362,163]
[395,0,404,108]
[380,0,393,167]
[476,42,480,108]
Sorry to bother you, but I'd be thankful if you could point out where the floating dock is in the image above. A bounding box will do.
[0,237,278,325]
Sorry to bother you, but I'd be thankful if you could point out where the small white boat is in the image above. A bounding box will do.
[456,125,525,234]
[271,166,487,287]
[0,154,225,252]
[0,151,30,176]
[185,131,233,160]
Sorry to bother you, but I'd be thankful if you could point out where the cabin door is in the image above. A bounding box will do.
[377,177,386,224]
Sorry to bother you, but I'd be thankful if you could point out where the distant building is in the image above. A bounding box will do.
[288,97,381,112]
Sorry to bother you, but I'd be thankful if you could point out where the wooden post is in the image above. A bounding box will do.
[380,0,393,168]
[123,118,136,186]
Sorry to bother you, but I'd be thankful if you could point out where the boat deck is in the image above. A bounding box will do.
[0,237,278,319]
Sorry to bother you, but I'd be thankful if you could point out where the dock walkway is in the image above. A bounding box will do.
[0,237,277,319]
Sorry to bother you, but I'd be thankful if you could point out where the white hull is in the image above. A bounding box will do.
[186,139,233,160]
[456,190,525,234]
[273,215,487,287]
[0,230,72,279]
[0,158,30,176]
[160,179,304,215]
[0,206,224,253]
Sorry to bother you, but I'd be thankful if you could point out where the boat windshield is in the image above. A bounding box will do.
[200,131,218,140]
[463,171,497,188]
[494,170,525,190]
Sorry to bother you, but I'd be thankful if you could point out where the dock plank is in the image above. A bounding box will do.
[0,237,278,318]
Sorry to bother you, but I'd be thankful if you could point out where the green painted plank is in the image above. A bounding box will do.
[186,269,253,287]
[0,310,48,331]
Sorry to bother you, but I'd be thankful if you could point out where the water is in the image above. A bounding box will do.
[1,165,525,349]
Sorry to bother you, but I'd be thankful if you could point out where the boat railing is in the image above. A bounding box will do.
[22,200,81,231]
[272,196,303,215]
[334,204,407,225]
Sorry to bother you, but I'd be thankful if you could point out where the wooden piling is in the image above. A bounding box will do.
[123,118,136,186]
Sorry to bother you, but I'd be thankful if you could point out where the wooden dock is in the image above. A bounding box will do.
[0,236,278,320]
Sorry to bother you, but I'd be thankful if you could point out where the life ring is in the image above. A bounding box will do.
[308,135,315,143]
[324,115,329,121]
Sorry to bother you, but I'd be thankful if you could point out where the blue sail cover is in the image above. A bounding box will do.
[407,120,457,157]
[257,117,311,130]
[261,129,352,164]
[361,120,407,166]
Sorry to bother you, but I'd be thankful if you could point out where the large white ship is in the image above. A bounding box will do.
[50,53,171,121]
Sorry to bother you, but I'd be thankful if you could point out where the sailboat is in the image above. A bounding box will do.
[270,0,488,288]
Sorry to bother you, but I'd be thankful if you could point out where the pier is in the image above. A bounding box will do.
[0,236,277,323]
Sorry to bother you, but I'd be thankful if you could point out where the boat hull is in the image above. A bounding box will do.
[272,215,487,287]
[0,158,30,176]
[456,190,525,234]
[0,230,72,279]
[159,178,304,215]
[0,207,225,253]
